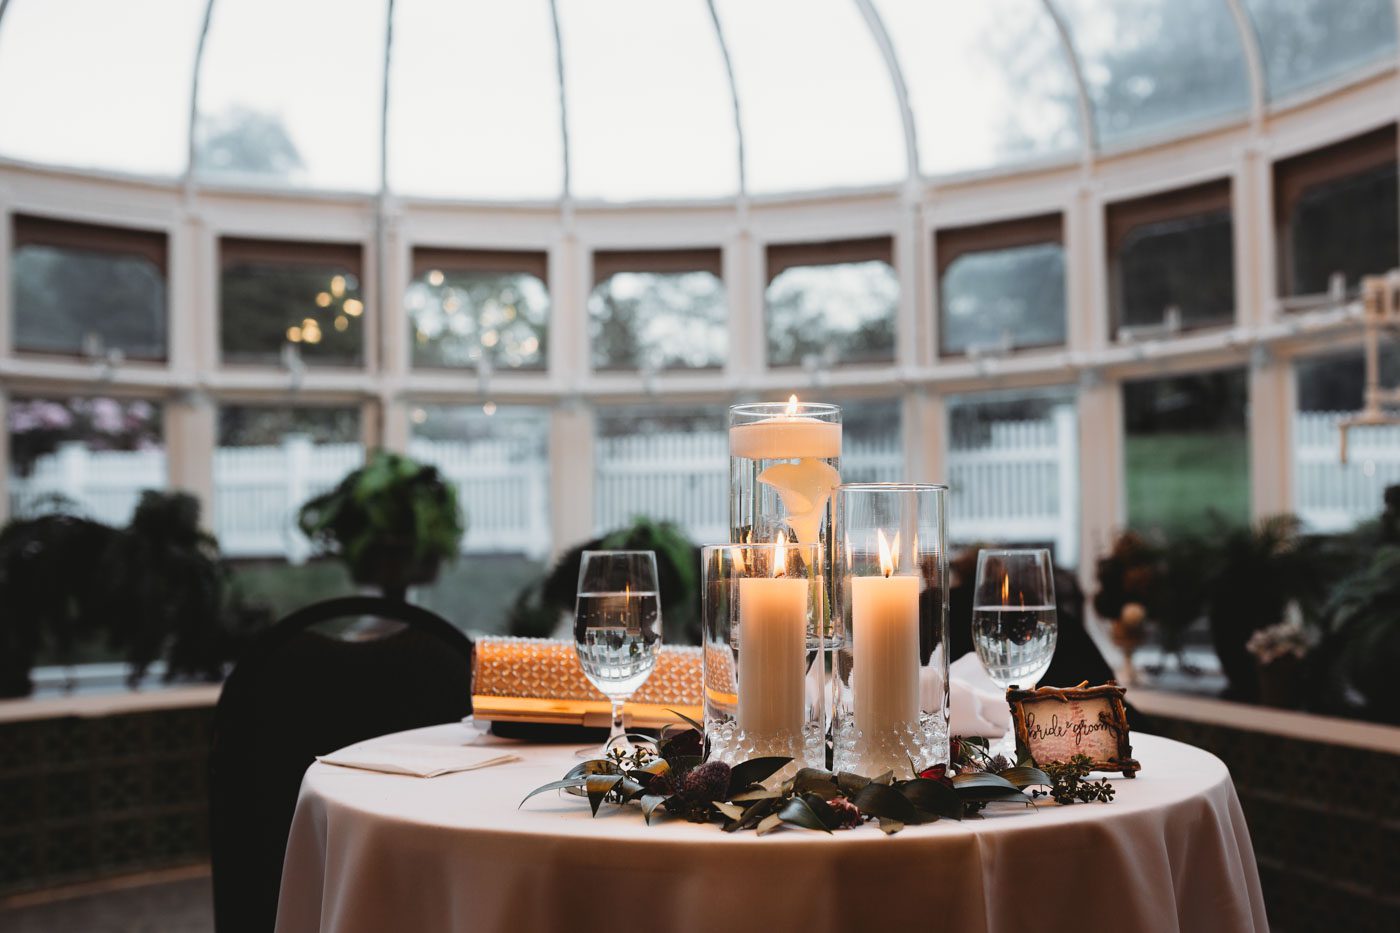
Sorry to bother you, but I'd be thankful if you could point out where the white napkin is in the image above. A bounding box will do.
[317,742,521,778]
[920,652,1012,739]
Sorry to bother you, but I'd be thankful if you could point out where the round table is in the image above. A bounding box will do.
[274,723,1268,933]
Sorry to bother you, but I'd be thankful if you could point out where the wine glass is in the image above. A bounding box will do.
[972,548,1058,691]
[574,550,662,759]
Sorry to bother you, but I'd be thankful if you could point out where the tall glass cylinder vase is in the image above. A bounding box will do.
[832,483,950,778]
[728,399,841,638]
[701,541,826,772]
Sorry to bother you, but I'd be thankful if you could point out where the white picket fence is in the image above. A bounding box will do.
[13,409,1394,563]
[1295,411,1400,531]
[946,405,1079,566]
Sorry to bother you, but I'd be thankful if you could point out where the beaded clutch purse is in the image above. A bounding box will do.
[471,636,703,728]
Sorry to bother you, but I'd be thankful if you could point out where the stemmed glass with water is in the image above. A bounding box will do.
[973,548,1058,753]
[574,550,662,758]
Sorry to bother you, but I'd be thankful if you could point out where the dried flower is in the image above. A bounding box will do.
[829,796,863,829]
[680,761,732,802]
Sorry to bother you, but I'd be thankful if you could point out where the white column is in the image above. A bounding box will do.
[1233,142,1275,328]
[1065,182,1108,351]
[903,388,946,485]
[549,401,595,558]
[1249,346,1293,519]
[548,231,589,388]
[1076,370,1123,593]
[1053,404,1080,568]
[723,226,760,380]
[894,199,922,371]
[165,390,216,530]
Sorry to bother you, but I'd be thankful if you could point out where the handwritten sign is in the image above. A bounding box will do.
[1006,682,1140,777]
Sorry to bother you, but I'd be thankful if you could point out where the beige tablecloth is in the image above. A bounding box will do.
[275,723,1268,933]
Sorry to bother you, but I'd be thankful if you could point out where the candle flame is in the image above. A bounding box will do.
[877,529,895,578]
[773,531,787,577]
[786,394,799,416]
[1001,573,1009,604]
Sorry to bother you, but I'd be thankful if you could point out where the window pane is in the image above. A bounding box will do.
[590,271,726,370]
[388,0,562,200]
[14,240,167,360]
[839,397,904,484]
[1294,351,1400,532]
[714,0,904,193]
[220,244,364,366]
[1054,0,1250,146]
[1123,369,1250,533]
[0,0,203,176]
[874,0,1081,175]
[947,389,1079,567]
[558,0,737,200]
[1117,211,1234,331]
[1244,0,1397,100]
[766,261,898,367]
[9,396,166,527]
[408,270,548,371]
[195,0,386,190]
[1288,164,1399,297]
[595,405,727,543]
[940,243,1066,355]
[214,405,362,559]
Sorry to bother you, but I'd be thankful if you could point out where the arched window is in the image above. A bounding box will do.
[589,249,726,371]
[765,237,897,368]
[407,249,549,372]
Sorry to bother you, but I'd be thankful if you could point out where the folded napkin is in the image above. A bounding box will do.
[317,742,521,778]
[920,652,1012,739]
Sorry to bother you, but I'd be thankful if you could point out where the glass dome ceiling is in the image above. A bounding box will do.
[0,0,1394,200]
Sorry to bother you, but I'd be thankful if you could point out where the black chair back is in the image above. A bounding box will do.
[209,596,473,933]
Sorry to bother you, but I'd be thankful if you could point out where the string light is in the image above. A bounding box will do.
[343,298,364,317]
[330,275,346,298]
[427,269,445,287]
[315,292,332,308]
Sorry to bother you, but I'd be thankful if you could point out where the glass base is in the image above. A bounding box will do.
[832,712,949,779]
[706,719,826,781]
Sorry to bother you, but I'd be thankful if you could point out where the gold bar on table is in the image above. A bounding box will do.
[471,637,703,728]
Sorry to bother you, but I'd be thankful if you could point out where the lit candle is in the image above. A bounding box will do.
[737,535,809,741]
[852,530,920,738]
[729,395,842,545]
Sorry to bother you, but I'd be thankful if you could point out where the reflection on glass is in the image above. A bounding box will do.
[0,0,203,176]
[7,396,165,527]
[408,405,551,558]
[1243,0,1397,100]
[947,389,1079,567]
[766,261,898,367]
[941,243,1065,355]
[838,398,904,484]
[874,0,1080,175]
[589,271,726,370]
[214,406,362,557]
[14,245,166,359]
[713,0,904,193]
[1117,211,1234,331]
[408,271,548,370]
[595,405,727,542]
[195,0,385,189]
[221,260,364,366]
[1287,164,1399,297]
[1054,0,1250,145]
[1123,369,1249,533]
[388,0,563,200]
[1294,351,1400,532]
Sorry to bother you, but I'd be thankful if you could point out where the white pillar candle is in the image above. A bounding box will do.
[852,533,921,738]
[729,416,842,460]
[737,575,808,740]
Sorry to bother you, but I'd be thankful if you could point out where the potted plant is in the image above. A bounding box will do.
[298,450,465,601]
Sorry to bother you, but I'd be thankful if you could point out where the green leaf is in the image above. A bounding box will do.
[714,801,747,821]
[727,756,793,795]
[730,788,782,803]
[836,771,872,797]
[853,782,921,825]
[641,794,668,825]
[792,768,840,798]
[952,771,1032,804]
[877,817,905,835]
[733,797,782,831]
[518,778,585,808]
[755,813,785,836]
[998,766,1052,790]
[616,778,645,801]
[664,708,705,733]
[586,775,623,816]
[777,796,833,834]
[564,759,621,781]
[898,778,963,821]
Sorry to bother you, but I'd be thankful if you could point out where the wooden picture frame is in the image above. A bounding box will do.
[1006,681,1141,777]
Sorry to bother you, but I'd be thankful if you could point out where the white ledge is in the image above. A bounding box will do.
[0,685,221,724]
[1132,688,1400,755]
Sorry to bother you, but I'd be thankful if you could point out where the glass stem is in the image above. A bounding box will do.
[608,698,627,749]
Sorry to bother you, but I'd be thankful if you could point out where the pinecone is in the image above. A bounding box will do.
[680,761,732,801]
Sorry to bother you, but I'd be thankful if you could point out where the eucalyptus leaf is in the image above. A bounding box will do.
[586,775,623,816]
[792,768,839,798]
[853,782,921,825]
[518,778,585,808]
[564,759,621,781]
[952,772,1021,792]
[730,788,783,802]
[665,709,705,733]
[727,756,793,795]
[836,771,872,797]
[756,813,785,836]
[998,766,1052,790]
[735,797,781,831]
[877,818,905,835]
[714,802,747,821]
[777,796,833,834]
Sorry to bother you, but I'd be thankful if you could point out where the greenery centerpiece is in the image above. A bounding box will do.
[298,450,464,601]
